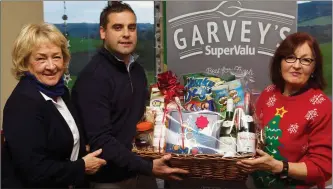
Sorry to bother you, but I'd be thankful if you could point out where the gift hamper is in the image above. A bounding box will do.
[133,71,264,180]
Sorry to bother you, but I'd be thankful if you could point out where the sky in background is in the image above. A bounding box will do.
[43,1,154,24]
[44,1,310,24]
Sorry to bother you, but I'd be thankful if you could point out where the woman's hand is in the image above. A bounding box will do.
[236,149,283,174]
[82,149,107,175]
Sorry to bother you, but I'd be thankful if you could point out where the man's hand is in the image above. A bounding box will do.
[152,154,189,180]
[85,145,90,153]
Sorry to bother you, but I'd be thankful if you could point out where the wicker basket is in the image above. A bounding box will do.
[133,148,255,180]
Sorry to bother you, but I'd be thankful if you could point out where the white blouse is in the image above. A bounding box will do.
[40,92,80,161]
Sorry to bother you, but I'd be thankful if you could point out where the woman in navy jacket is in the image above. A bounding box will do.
[1,23,106,188]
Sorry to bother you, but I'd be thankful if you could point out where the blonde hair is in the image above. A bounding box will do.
[11,23,71,80]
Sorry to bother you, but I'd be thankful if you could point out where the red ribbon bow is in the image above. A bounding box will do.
[157,71,185,150]
[157,71,184,106]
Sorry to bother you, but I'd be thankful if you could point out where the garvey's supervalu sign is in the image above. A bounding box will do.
[165,1,297,90]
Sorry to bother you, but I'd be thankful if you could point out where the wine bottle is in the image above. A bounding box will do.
[237,92,256,155]
[219,98,237,155]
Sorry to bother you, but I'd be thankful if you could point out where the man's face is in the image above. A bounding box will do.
[100,11,137,57]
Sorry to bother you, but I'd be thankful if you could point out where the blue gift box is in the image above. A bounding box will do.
[166,111,221,154]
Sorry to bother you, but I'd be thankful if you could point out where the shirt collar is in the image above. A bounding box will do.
[107,48,139,71]
[112,53,139,64]
[114,53,138,71]
[39,91,59,103]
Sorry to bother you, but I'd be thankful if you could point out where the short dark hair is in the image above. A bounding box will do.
[270,32,326,91]
[100,2,136,29]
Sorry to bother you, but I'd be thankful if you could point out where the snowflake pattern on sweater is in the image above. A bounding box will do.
[265,85,276,92]
[252,86,332,188]
[302,142,309,154]
[266,95,277,107]
[288,123,299,134]
[310,94,325,105]
[305,108,318,121]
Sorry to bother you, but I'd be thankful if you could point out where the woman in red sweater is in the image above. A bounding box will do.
[237,32,332,188]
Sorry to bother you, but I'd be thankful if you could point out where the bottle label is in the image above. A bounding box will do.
[221,121,235,135]
[219,136,236,155]
[237,132,256,153]
[222,120,234,127]
[241,115,254,123]
[226,98,234,112]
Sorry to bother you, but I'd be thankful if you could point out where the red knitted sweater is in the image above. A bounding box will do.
[252,85,332,189]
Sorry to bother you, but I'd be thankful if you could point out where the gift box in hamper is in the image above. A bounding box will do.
[160,102,259,180]
[133,71,263,180]
[165,111,221,155]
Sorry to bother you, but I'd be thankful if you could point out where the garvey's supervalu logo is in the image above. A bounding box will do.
[169,1,296,59]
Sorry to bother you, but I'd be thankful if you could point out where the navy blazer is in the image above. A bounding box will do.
[2,76,88,188]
